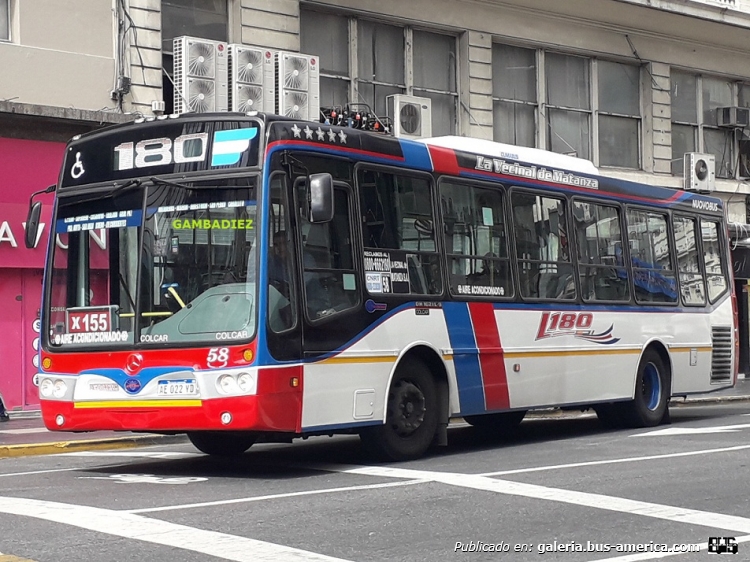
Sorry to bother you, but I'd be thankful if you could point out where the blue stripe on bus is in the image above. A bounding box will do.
[399,140,434,172]
[443,302,486,415]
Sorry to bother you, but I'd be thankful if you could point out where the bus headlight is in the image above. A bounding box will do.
[237,372,255,394]
[217,374,237,394]
[52,380,67,398]
[40,378,54,398]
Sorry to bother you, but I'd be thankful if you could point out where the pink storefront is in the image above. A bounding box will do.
[0,137,64,412]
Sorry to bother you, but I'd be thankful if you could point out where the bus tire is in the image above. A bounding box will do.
[464,410,526,431]
[187,431,257,456]
[360,359,439,461]
[621,349,670,427]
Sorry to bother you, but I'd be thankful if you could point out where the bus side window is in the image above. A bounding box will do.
[440,179,512,298]
[358,169,442,296]
[512,191,575,300]
[701,219,728,303]
[626,209,678,304]
[573,201,630,303]
[268,178,297,333]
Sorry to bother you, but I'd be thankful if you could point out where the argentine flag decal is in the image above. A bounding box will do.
[211,128,258,166]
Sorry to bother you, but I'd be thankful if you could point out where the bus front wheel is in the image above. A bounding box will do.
[187,431,257,456]
[360,359,439,461]
[622,349,670,427]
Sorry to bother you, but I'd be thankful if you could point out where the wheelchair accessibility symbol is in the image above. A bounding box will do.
[70,152,85,179]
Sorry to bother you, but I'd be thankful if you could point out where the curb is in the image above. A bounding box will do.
[673,395,750,405]
[0,434,187,459]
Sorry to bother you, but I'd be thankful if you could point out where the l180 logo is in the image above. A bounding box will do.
[535,311,620,344]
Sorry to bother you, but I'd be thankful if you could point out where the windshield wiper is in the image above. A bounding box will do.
[148,177,217,190]
[72,179,142,206]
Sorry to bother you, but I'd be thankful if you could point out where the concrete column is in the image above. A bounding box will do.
[648,62,672,175]
[125,0,163,116]
[239,0,299,52]
[459,30,493,140]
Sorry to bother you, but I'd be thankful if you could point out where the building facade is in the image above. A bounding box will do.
[1,0,750,410]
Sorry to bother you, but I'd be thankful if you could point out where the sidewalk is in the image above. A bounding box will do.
[1,378,748,458]
[0,416,186,458]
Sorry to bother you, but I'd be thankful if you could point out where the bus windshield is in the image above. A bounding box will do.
[47,176,259,349]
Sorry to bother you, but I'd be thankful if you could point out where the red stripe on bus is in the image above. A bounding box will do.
[427,145,461,176]
[468,302,510,411]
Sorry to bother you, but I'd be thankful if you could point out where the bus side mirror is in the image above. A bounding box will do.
[25,201,43,249]
[308,173,333,223]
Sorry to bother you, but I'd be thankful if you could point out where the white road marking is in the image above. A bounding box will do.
[63,451,201,459]
[477,444,750,476]
[633,424,750,436]
[129,479,426,513]
[314,464,750,534]
[0,495,353,562]
[0,467,84,479]
[78,473,207,485]
[0,428,50,435]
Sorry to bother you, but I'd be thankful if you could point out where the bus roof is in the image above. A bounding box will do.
[416,136,599,175]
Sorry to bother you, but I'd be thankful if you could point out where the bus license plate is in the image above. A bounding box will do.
[157,380,198,396]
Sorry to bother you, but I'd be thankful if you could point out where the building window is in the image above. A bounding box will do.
[670,70,746,179]
[301,8,458,135]
[356,20,405,116]
[0,0,9,42]
[597,61,640,168]
[300,11,350,108]
[161,0,229,114]
[492,44,536,148]
[492,44,641,168]
[546,53,591,160]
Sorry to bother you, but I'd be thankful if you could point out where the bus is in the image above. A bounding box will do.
[25,112,737,461]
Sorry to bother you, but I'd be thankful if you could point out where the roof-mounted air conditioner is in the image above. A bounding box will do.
[387,95,432,139]
[275,52,320,120]
[173,36,228,114]
[228,45,275,113]
[683,152,716,192]
[717,106,750,129]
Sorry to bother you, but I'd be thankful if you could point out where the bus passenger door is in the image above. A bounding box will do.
[295,181,364,429]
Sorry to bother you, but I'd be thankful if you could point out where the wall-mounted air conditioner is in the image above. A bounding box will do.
[387,95,432,139]
[683,152,716,192]
[173,36,228,114]
[717,106,750,129]
[228,45,275,113]
[275,52,320,120]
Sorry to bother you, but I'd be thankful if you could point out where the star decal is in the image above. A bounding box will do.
[316,127,326,141]
[338,130,348,144]
[291,124,301,138]
[327,129,337,142]
[303,125,314,140]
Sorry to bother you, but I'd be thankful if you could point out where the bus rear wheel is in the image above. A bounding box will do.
[360,359,439,461]
[621,349,670,427]
[187,431,257,456]
[464,410,526,431]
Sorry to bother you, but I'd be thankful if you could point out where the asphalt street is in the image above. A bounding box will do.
[0,381,748,561]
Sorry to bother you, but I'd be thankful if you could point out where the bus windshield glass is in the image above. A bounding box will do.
[47,176,259,349]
